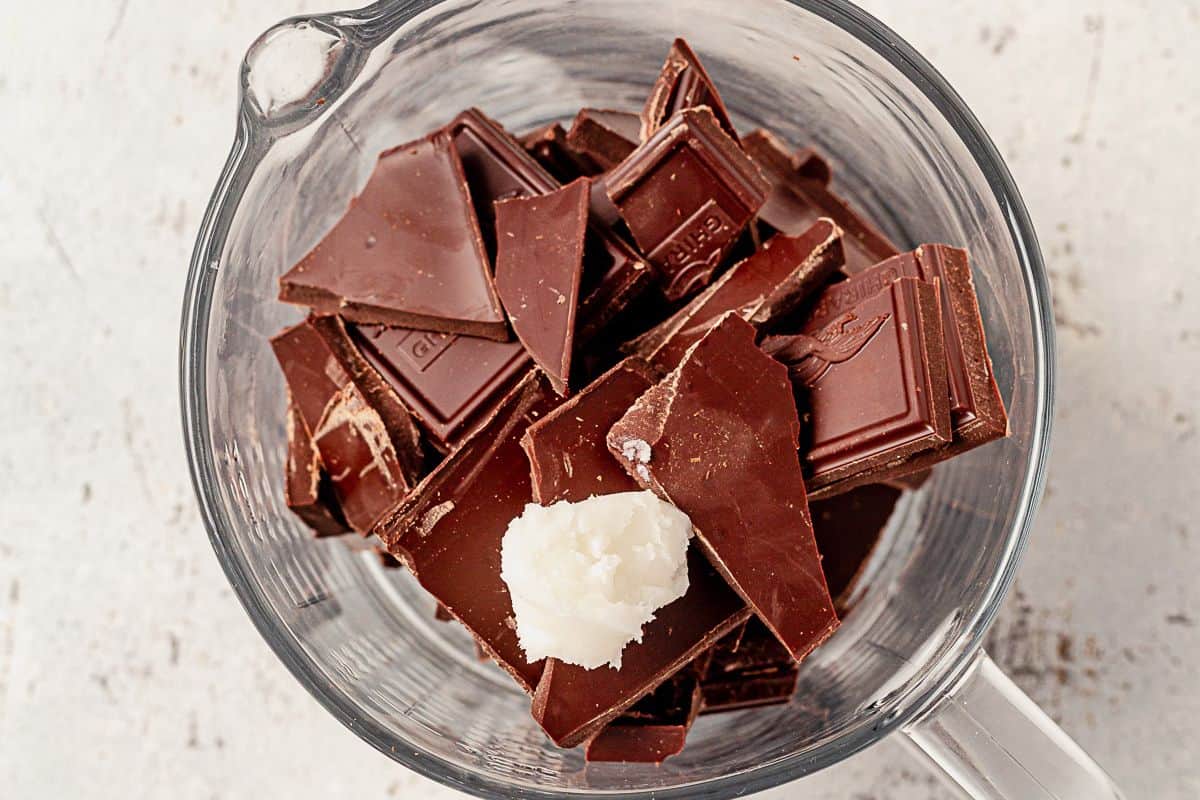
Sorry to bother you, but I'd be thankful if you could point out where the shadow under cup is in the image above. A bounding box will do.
[187,0,1050,796]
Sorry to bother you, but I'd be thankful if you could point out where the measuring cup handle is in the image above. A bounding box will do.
[901,650,1125,799]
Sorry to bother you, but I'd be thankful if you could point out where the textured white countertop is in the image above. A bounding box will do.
[1,1,1197,798]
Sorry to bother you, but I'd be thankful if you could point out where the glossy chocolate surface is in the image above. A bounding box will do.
[766,277,953,495]
[626,218,844,369]
[641,38,739,143]
[495,179,590,395]
[278,136,506,339]
[372,373,557,692]
[743,129,900,275]
[609,314,839,659]
[271,316,422,532]
[521,359,657,504]
[352,324,530,453]
[607,107,769,300]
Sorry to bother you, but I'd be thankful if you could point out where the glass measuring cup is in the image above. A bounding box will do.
[180,1,1124,797]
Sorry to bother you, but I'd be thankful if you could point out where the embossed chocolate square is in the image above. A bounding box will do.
[764,277,953,494]
[606,107,769,301]
[350,324,531,453]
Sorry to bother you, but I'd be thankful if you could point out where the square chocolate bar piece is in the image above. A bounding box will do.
[606,107,769,301]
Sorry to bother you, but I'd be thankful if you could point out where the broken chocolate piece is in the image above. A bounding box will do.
[641,38,739,144]
[566,108,640,170]
[494,178,590,395]
[278,136,507,340]
[700,668,799,714]
[810,483,902,607]
[765,277,952,496]
[351,324,531,454]
[271,316,424,532]
[284,396,351,537]
[743,129,899,274]
[521,358,658,504]
[625,218,844,369]
[372,372,557,692]
[521,122,602,182]
[447,109,652,340]
[699,618,798,713]
[531,548,749,747]
[607,107,769,301]
[609,314,839,660]
[586,668,702,763]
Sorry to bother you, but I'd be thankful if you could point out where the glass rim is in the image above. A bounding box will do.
[178,1,1055,797]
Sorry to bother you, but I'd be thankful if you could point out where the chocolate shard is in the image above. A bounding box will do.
[700,668,799,714]
[881,246,1008,448]
[372,372,558,692]
[742,129,899,274]
[446,109,652,340]
[566,108,641,170]
[624,218,845,369]
[793,146,833,186]
[796,244,1008,492]
[764,277,953,496]
[521,358,658,505]
[810,483,902,610]
[278,136,507,340]
[495,178,591,396]
[520,122,603,182]
[284,395,351,537]
[607,107,770,301]
[531,547,749,747]
[445,108,557,260]
[271,316,424,532]
[350,324,531,454]
[585,667,702,763]
[699,618,799,714]
[641,38,739,144]
[608,313,839,661]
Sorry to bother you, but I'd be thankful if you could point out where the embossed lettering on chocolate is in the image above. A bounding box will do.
[606,107,769,301]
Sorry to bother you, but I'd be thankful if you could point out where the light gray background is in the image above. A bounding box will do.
[1,1,1197,798]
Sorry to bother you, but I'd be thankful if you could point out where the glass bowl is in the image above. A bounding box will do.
[181,2,1117,798]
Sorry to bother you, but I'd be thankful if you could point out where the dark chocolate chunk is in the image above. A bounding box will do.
[521,358,658,504]
[278,136,507,340]
[271,316,424,532]
[764,277,952,496]
[699,618,798,713]
[284,396,351,537]
[641,38,739,144]
[625,218,844,369]
[607,107,769,301]
[445,108,557,259]
[566,108,640,170]
[434,602,454,621]
[494,178,590,395]
[372,372,557,692]
[531,548,749,747]
[446,109,652,340]
[810,483,902,608]
[609,314,839,660]
[700,668,799,714]
[351,324,531,454]
[743,129,899,274]
[585,668,702,763]
[520,122,602,182]
[585,724,691,764]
